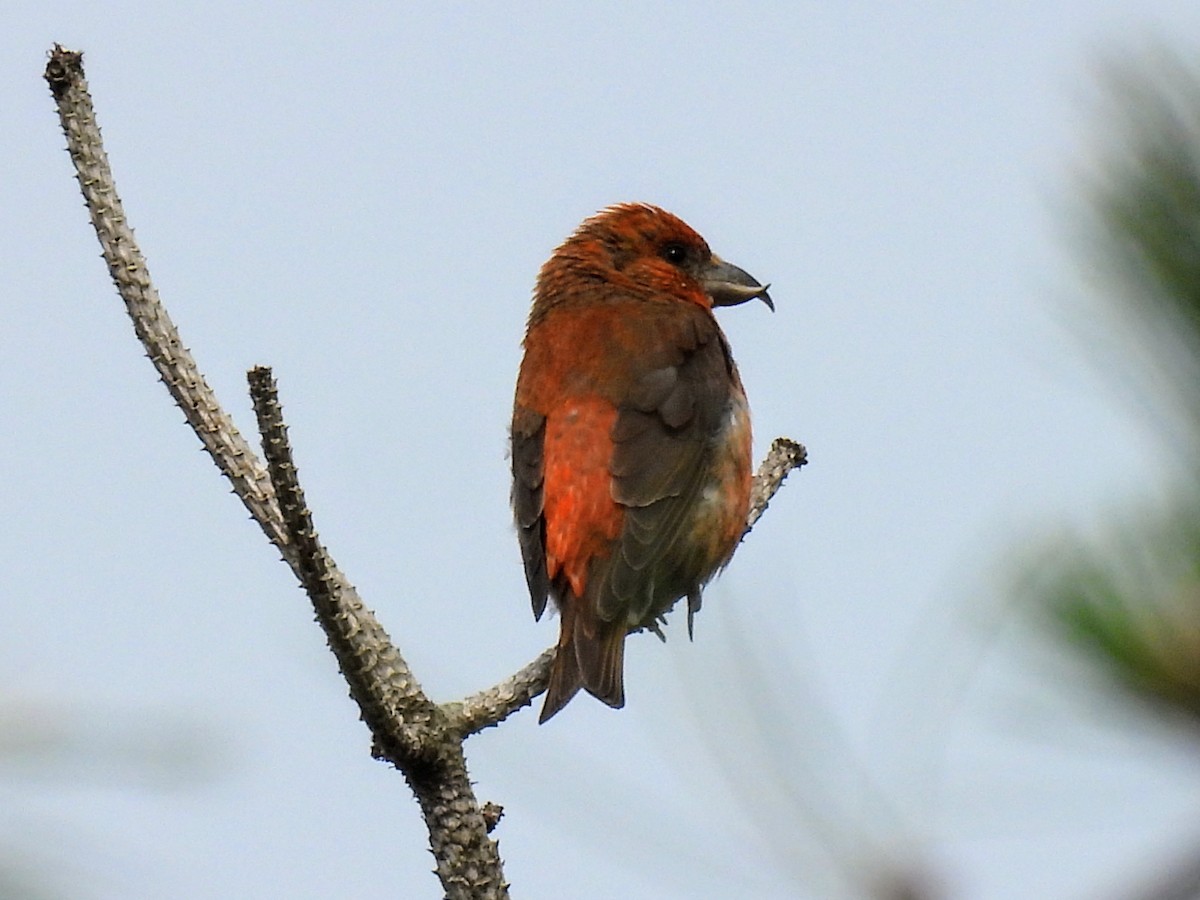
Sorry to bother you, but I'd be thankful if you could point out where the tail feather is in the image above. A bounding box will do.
[575,613,626,710]
[539,599,583,723]
[538,602,627,722]
[539,640,583,723]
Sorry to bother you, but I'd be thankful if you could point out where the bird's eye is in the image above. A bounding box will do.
[661,242,689,265]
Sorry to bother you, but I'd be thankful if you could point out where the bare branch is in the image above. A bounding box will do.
[446,648,556,737]
[44,45,286,551]
[245,367,507,897]
[747,437,807,534]
[47,45,509,897]
[245,367,508,896]
[247,367,438,752]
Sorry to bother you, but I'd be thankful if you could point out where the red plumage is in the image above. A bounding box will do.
[512,203,771,722]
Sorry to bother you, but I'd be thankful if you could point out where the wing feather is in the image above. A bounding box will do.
[511,405,549,619]
[593,312,737,627]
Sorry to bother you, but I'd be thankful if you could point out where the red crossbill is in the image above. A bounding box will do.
[512,203,771,722]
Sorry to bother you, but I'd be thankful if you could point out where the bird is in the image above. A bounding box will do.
[511,203,772,722]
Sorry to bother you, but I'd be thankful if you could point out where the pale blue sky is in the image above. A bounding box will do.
[6,3,1200,898]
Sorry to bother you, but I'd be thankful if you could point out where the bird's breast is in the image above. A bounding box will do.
[688,389,753,574]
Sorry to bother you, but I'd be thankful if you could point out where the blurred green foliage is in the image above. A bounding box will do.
[1037,52,1200,724]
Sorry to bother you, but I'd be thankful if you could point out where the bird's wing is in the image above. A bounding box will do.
[511,404,549,619]
[593,308,738,627]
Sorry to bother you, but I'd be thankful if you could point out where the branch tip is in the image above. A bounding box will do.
[44,45,83,99]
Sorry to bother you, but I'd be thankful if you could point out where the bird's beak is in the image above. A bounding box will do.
[702,254,774,311]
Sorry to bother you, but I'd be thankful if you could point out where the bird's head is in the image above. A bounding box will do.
[533,203,772,319]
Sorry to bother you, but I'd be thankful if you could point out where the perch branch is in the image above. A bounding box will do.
[445,648,557,737]
[747,437,807,533]
[449,437,807,736]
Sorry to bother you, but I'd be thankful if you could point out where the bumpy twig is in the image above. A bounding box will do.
[747,437,807,533]
[44,45,286,551]
[446,648,557,736]
[46,44,507,899]
[247,368,506,897]
[248,367,438,755]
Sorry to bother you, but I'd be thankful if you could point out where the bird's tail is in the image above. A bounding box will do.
[539,636,582,724]
[539,603,626,722]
